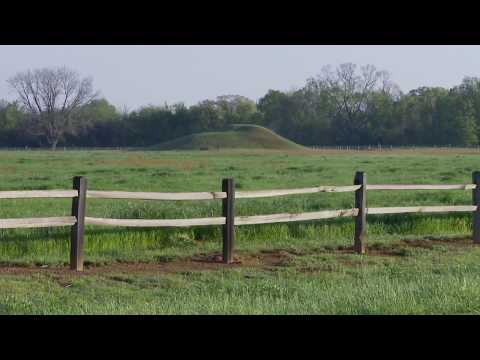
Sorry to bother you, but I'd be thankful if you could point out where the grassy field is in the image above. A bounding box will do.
[1,148,480,314]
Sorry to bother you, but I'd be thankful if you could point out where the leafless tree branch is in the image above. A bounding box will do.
[7,67,98,149]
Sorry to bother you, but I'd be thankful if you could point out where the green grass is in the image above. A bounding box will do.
[153,124,306,150]
[0,147,480,314]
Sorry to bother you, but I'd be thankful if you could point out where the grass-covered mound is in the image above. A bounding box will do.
[153,124,306,150]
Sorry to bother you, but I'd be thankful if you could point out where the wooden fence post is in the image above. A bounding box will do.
[222,178,235,264]
[354,171,367,254]
[472,172,480,244]
[71,176,87,271]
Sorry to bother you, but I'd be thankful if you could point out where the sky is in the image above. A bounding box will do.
[1,45,480,111]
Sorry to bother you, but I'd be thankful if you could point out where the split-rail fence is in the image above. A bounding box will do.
[1,172,480,271]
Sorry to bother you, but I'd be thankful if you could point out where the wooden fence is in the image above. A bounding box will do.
[1,172,480,271]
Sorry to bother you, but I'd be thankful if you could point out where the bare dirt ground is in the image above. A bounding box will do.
[0,249,291,277]
[0,236,474,280]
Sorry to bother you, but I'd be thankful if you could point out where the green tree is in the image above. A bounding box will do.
[189,100,224,131]
[433,90,478,146]
[215,95,257,125]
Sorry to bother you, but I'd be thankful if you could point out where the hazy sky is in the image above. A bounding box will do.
[1,45,479,110]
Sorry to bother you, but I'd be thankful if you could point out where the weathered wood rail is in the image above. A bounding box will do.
[1,172,479,271]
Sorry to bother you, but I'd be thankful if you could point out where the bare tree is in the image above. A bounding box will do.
[7,66,99,149]
[307,63,399,119]
[305,63,400,143]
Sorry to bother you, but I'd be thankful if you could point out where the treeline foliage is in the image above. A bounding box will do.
[2,63,480,148]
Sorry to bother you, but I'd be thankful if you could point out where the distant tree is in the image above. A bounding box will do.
[0,100,22,130]
[188,95,257,133]
[66,99,121,147]
[401,87,449,145]
[257,90,293,132]
[364,91,400,145]
[189,100,223,132]
[306,63,398,144]
[6,62,480,149]
[0,100,28,147]
[76,98,119,123]
[215,95,257,125]
[454,77,480,141]
[7,66,99,149]
[433,89,478,146]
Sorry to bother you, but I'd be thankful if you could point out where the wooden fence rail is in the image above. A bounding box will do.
[0,217,77,229]
[1,172,480,271]
[0,190,79,199]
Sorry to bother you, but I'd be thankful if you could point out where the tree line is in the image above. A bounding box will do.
[2,63,480,149]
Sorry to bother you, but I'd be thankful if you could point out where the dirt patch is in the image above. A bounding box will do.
[400,237,473,249]
[324,236,476,258]
[366,237,474,257]
[257,249,293,267]
[334,256,366,267]
[0,237,476,278]
[0,165,17,175]
[297,263,341,274]
[0,249,293,278]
